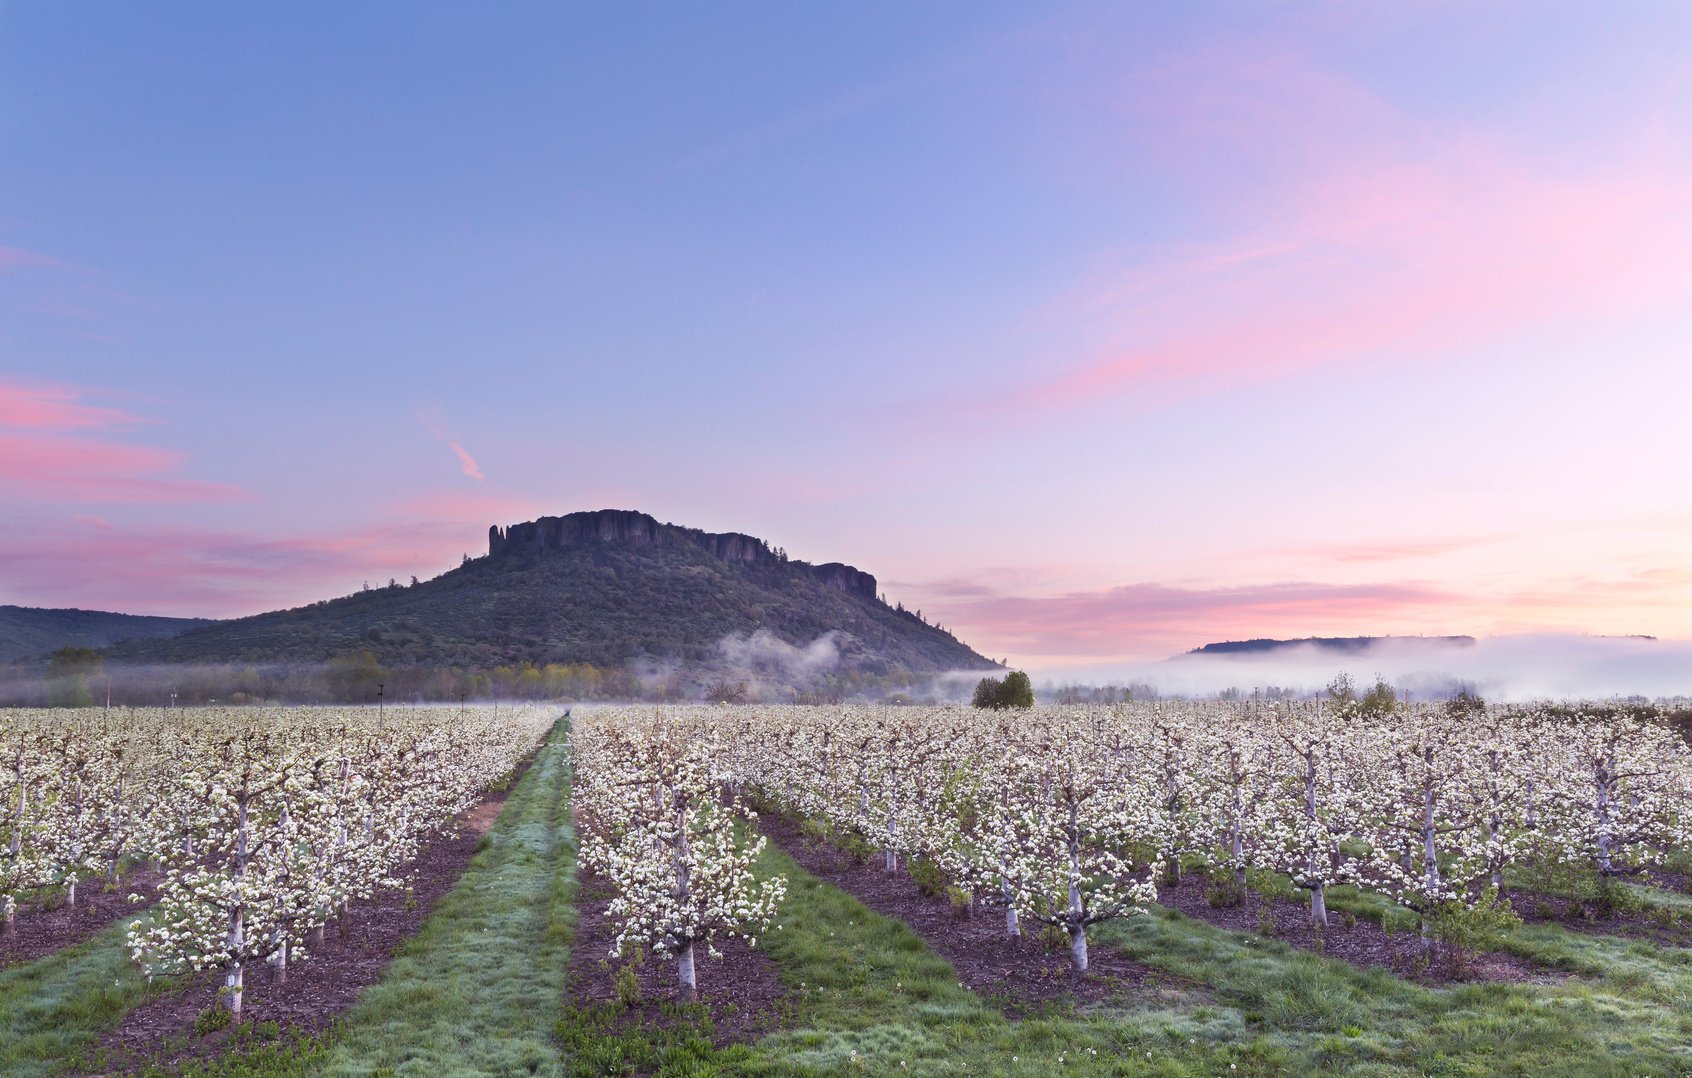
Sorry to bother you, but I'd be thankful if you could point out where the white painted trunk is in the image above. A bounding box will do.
[1002,879,1021,938]
[1068,924,1089,971]
[678,940,697,1000]
[1310,882,1328,927]
[1595,773,1615,875]
[226,906,245,1022]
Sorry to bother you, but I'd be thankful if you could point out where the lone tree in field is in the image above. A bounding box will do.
[972,671,1034,710]
[997,671,1035,709]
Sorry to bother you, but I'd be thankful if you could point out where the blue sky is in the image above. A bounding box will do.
[5,3,1692,669]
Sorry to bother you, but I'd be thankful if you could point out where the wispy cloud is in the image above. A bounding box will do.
[930,578,1454,661]
[416,408,485,481]
[0,515,488,618]
[930,43,1692,426]
[0,381,242,503]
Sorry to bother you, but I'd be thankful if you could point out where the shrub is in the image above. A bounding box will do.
[833,830,876,865]
[194,1005,233,1037]
[614,964,644,1009]
[1205,866,1246,909]
[907,857,948,898]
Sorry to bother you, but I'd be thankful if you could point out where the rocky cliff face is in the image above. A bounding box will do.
[488,510,879,601]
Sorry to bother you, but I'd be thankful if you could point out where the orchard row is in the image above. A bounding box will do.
[0,705,552,1019]
[576,702,1692,983]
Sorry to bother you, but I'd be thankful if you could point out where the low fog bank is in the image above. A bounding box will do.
[0,628,999,707]
[1036,634,1692,703]
[632,629,996,704]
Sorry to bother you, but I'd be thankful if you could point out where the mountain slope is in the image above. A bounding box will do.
[106,510,994,676]
[0,605,214,663]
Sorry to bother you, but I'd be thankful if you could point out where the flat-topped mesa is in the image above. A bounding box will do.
[487,509,879,601]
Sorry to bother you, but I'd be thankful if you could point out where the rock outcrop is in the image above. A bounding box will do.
[488,510,879,601]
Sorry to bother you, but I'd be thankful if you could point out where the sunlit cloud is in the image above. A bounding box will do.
[932,578,1454,661]
[448,440,484,481]
[0,382,242,504]
[416,408,486,482]
[0,381,144,431]
[0,515,489,618]
[941,45,1692,425]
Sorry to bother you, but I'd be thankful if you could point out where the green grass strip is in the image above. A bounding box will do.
[564,831,1692,1077]
[171,720,577,1077]
[0,915,163,1077]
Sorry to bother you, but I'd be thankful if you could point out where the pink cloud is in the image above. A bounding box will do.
[946,45,1692,424]
[416,408,486,482]
[933,579,1455,661]
[0,381,145,431]
[0,517,488,618]
[0,382,243,504]
[448,440,484,481]
[0,433,245,503]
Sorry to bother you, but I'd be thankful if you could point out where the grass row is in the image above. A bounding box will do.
[0,915,168,1077]
[168,719,579,1077]
[563,834,1692,1076]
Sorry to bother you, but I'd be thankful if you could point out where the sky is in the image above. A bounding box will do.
[4,2,1692,674]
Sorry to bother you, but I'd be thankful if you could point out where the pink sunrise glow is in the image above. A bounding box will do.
[1,5,1689,677]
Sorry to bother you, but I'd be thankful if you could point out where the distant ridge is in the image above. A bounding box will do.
[0,605,214,663]
[1188,635,1477,656]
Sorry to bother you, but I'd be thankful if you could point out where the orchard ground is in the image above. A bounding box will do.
[2,712,1691,1075]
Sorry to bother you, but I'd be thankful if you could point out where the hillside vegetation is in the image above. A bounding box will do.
[0,606,213,663]
[103,511,991,677]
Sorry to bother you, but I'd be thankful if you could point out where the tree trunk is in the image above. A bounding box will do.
[677,939,697,1000]
[1067,923,1089,971]
[1310,882,1328,927]
[1595,771,1615,876]
[226,906,245,1023]
[1067,844,1088,971]
[1488,812,1503,889]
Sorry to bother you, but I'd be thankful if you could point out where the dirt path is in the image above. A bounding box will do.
[0,869,160,971]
